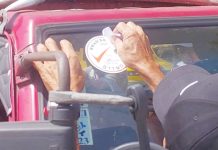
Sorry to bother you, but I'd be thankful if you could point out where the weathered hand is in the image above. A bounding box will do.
[113,22,153,69]
[113,22,164,92]
[33,38,85,92]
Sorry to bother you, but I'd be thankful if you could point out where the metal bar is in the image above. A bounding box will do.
[19,51,80,150]
[49,91,135,106]
[0,9,7,34]
[0,0,16,5]
[19,51,70,91]
[5,0,45,11]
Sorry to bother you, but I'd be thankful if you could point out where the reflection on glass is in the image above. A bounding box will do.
[152,43,200,71]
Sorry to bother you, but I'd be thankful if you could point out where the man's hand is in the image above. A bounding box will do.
[33,38,85,92]
[113,22,164,92]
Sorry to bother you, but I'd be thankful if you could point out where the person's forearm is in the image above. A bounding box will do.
[112,22,164,92]
[135,61,164,92]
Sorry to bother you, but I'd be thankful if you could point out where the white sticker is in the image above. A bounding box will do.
[85,36,126,74]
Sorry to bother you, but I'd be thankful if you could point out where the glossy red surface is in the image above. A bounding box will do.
[7,6,218,53]
[17,84,39,121]
[1,0,218,10]
[116,0,218,5]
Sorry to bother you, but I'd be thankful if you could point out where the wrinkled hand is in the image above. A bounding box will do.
[113,22,164,92]
[33,38,85,92]
[113,22,154,70]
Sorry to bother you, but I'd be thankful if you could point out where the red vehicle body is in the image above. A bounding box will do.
[1,1,218,149]
[7,4,218,121]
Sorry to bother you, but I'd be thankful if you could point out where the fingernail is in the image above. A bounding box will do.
[45,38,55,44]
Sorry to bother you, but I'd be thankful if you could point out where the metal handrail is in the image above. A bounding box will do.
[49,84,152,150]
[16,51,70,91]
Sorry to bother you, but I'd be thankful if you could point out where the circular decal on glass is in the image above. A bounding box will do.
[85,36,126,74]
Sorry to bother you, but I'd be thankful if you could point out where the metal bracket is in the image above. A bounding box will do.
[127,84,151,150]
[15,51,70,91]
[0,9,7,34]
[49,84,152,150]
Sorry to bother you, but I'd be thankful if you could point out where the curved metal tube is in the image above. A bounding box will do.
[0,0,16,6]
[18,51,70,91]
[5,0,45,11]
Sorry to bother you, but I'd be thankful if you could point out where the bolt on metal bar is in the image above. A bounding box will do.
[49,91,135,106]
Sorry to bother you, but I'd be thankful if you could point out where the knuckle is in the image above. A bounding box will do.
[116,22,126,30]
[137,25,143,32]
[127,21,135,26]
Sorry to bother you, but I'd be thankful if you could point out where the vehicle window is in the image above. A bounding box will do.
[39,24,218,149]
[47,25,218,88]
[147,26,218,74]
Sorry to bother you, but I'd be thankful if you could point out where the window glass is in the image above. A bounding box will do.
[147,26,218,74]
[43,25,218,149]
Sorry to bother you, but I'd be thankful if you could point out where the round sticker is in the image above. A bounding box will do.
[85,36,126,74]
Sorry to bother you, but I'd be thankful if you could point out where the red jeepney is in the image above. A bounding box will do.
[0,0,218,149]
